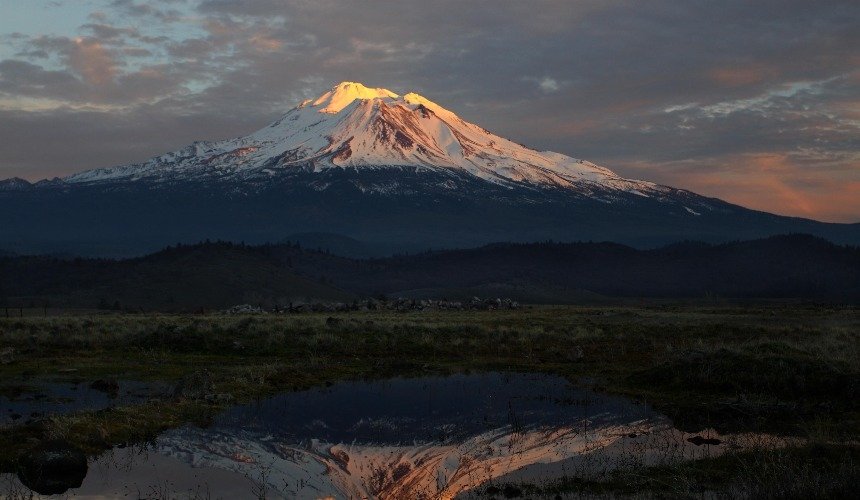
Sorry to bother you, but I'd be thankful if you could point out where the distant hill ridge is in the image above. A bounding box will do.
[1,234,858,311]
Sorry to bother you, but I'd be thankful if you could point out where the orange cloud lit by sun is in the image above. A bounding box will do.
[718,153,816,216]
[617,153,860,223]
[708,65,776,87]
[248,35,283,52]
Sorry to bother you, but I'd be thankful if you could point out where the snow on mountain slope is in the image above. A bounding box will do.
[63,81,666,197]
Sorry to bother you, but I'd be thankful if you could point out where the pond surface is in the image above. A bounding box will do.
[0,380,171,427]
[3,373,744,499]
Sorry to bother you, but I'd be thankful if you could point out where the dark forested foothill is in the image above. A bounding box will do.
[0,234,858,311]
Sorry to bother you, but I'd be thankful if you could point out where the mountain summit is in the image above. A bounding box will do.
[1,81,858,256]
[305,81,399,113]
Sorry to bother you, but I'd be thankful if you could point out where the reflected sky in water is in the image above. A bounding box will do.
[214,372,651,445]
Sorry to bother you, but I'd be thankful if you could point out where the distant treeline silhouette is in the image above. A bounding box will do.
[1,234,858,311]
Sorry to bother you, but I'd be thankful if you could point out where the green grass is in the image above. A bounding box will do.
[0,305,857,494]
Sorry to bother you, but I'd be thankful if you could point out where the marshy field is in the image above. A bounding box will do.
[1,304,857,498]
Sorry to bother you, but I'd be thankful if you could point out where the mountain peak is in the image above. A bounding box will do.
[307,81,399,114]
[401,92,431,105]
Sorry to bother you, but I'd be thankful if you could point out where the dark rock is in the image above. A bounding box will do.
[25,418,52,437]
[0,346,14,364]
[687,435,722,446]
[332,449,350,470]
[17,440,88,495]
[90,379,119,398]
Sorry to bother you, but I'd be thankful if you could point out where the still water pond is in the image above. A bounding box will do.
[3,373,738,499]
[1,380,170,426]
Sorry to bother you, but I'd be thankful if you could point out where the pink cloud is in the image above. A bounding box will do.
[68,37,117,86]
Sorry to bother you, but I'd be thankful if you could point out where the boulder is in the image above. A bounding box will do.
[90,379,119,398]
[17,440,88,495]
[687,435,722,446]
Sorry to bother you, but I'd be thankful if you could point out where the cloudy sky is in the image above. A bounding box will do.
[0,0,858,222]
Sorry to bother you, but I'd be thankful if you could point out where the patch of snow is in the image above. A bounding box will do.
[685,207,702,216]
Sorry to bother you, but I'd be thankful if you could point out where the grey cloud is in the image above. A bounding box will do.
[166,38,215,59]
[14,49,50,59]
[109,0,184,21]
[122,47,154,58]
[0,59,86,100]
[81,23,137,41]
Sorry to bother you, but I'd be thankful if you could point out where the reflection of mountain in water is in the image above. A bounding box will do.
[160,419,672,499]
[1,373,786,499]
[151,374,716,499]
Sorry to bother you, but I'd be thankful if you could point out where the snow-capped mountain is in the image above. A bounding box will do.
[1,81,858,256]
[64,82,664,199]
